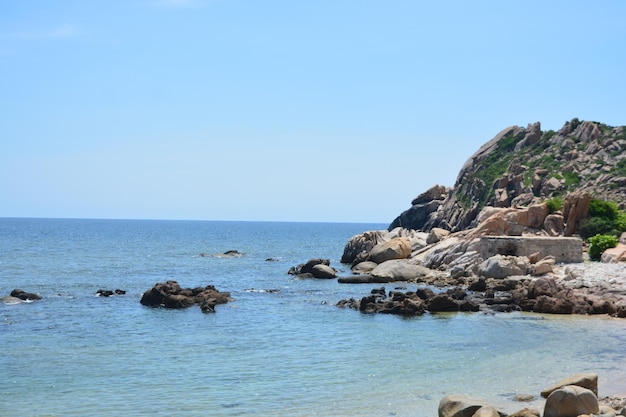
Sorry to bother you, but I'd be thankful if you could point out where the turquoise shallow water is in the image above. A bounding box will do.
[2,218,626,417]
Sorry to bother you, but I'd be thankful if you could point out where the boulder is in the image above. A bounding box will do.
[311,264,336,279]
[427,228,452,244]
[438,395,504,417]
[600,243,626,263]
[341,230,388,264]
[472,406,501,417]
[10,289,42,301]
[541,373,599,398]
[527,277,559,299]
[412,184,448,205]
[370,259,435,282]
[526,204,549,229]
[478,255,529,279]
[389,184,448,230]
[543,385,599,417]
[368,237,412,264]
[562,191,591,237]
[544,214,565,236]
[1,295,24,304]
[289,258,331,276]
[351,261,377,274]
[530,256,555,276]
[427,294,460,312]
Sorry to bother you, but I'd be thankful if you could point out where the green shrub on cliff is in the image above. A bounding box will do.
[545,197,562,213]
[588,234,618,261]
[578,198,626,240]
[588,199,620,220]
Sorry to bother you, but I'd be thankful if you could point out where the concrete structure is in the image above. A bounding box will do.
[479,236,583,263]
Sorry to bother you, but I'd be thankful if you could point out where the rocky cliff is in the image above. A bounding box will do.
[390,119,626,232]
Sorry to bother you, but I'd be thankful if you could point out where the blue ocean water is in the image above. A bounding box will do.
[1,218,626,417]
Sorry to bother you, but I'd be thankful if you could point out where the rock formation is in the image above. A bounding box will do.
[390,119,626,233]
[288,258,337,279]
[140,281,231,313]
[337,119,626,319]
[436,373,625,417]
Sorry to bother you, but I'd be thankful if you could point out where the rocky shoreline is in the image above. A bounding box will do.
[436,373,626,417]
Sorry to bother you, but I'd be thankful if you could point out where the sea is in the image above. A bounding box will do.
[2,218,626,417]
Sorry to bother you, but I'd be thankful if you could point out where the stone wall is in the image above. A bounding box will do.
[479,236,583,263]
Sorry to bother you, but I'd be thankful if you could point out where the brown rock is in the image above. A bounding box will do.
[543,385,599,417]
[562,191,591,237]
[311,264,336,279]
[526,204,549,228]
[508,409,540,417]
[472,406,500,417]
[369,237,412,264]
[438,395,503,417]
[527,277,559,299]
[541,373,599,398]
[544,214,565,236]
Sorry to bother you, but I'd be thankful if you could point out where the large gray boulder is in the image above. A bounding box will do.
[370,259,434,282]
[351,261,377,275]
[478,255,529,279]
[543,385,599,417]
[311,264,336,279]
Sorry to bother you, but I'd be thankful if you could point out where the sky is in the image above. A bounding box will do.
[1,0,625,223]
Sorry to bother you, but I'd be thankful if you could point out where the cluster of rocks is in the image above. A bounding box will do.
[140,280,231,313]
[95,289,126,297]
[438,373,625,417]
[336,286,478,315]
[1,289,42,304]
[336,191,626,318]
[288,258,337,279]
[337,271,626,317]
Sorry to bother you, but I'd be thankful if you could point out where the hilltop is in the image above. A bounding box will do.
[389,118,626,232]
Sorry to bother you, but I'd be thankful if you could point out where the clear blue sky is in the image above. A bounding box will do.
[2,0,625,223]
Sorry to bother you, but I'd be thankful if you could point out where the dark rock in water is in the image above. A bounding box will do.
[427,294,459,312]
[336,286,479,316]
[288,258,336,279]
[10,289,42,301]
[140,281,231,313]
[96,289,126,297]
[198,250,244,258]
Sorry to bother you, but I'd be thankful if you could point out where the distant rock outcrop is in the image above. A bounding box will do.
[390,119,626,233]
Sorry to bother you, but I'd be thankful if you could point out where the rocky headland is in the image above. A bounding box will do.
[336,119,626,319]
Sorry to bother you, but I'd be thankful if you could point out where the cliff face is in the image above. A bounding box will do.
[390,119,626,232]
